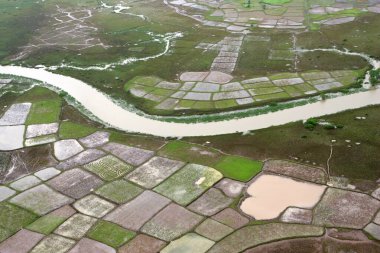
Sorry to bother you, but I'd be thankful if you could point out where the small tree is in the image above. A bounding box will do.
[369,69,380,86]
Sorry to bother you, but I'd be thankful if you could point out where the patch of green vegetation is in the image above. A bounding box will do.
[269,72,299,80]
[26,99,62,125]
[237,36,292,76]
[369,69,380,86]
[243,81,274,89]
[0,228,12,243]
[260,0,291,4]
[0,153,11,174]
[304,118,344,131]
[255,92,290,100]
[0,203,38,242]
[95,180,143,204]
[124,75,161,90]
[178,100,195,108]
[88,220,136,248]
[215,155,263,182]
[204,9,224,22]
[0,0,43,62]
[25,134,57,147]
[193,101,215,110]
[303,118,319,130]
[269,50,294,60]
[250,86,283,95]
[299,14,380,60]
[215,100,238,109]
[16,87,59,102]
[158,140,223,166]
[309,23,321,31]
[84,155,133,181]
[282,85,302,96]
[59,121,97,139]
[26,215,66,235]
[264,6,287,16]
[294,83,315,93]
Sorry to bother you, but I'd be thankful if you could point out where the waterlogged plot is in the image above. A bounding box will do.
[118,234,166,253]
[10,185,73,215]
[0,103,31,126]
[188,188,233,216]
[26,123,59,139]
[280,207,313,224]
[34,167,61,181]
[126,156,185,188]
[215,178,245,198]
[54,214,97,239]
[161,233,215,253]
[25,135,57,147]
[0,186,15,202]
[313,188,380,229]
[212,208,249,229]
[53,139,84,161]
[56,149,106,170]
[79,131,110,148]
[102,143,154,166]
[68,238,115,253]
[105,191,171,231]
[0,126,25,151]
[141,203,203,241]
[0,229,44,253]
[84,155,133,181]
[47,168,103,199]
[240,174,326,220]
[73,195,115,218]
[154,164,223,205]
[195,219,234,241]
[9,175,41,191]
[30,234,75,253]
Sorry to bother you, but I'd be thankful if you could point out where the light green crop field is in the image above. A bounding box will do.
[214,155,263,182]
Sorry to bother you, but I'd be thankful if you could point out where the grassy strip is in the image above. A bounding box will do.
[59,121,97,139]
[26,99,62,125]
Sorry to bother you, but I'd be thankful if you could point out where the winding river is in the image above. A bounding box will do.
[1,47,379,137]
[1,64,379,137]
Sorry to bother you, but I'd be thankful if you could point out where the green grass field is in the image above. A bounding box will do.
[215,155,263,182]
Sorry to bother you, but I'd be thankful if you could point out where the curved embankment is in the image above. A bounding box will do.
[1,65,380,137]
